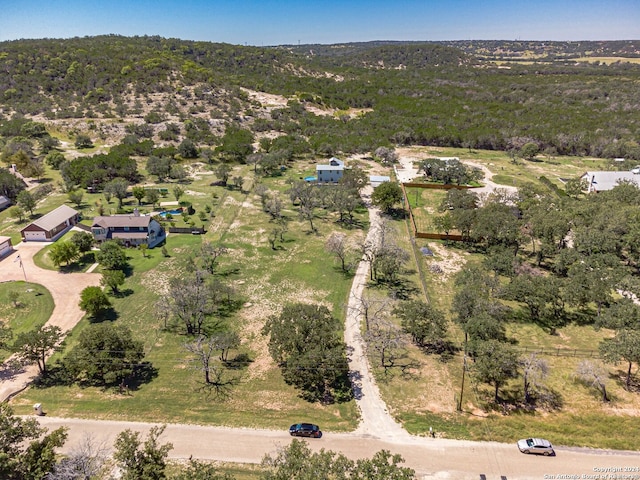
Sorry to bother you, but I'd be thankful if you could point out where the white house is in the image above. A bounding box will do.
[580,171,640,193]
[316,157,345,183]
[20,205,80,242]
[91,211,165,248]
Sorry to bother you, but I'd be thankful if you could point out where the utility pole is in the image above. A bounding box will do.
[457,353,466,412]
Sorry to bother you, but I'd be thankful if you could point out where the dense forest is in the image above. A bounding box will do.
[1,35,640,161]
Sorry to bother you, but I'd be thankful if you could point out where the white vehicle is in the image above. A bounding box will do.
[517,438,554,456]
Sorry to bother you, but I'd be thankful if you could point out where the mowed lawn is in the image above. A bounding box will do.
[0,282,54,362]
[11,162,366,432]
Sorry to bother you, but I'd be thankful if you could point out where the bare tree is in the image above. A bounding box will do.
[521,353,549,405]
[364,318,408,372]
[200,242,228,274]
[154,297,172,330]
[168,272,215,336]
[211,331,241,362]
[184,335,237,396]
[264,196,283,220]
[326,232,357,273]
[349,292,390,332]
[374,146,399,165]
[576,360,610,402]
[47,433,109,480]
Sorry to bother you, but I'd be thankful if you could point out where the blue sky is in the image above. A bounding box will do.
[1,0,638,45]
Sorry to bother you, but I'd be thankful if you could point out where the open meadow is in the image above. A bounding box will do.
[3,145,640,450]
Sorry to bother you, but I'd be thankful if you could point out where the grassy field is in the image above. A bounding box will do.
[10,159,371,433]
[4,147,640,450]
[0,282,54,362]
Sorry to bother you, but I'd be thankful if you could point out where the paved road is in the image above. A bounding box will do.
[0,240,100,401]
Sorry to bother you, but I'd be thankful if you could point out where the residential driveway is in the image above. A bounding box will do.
[345,186,411,441]
[0,241,100,401]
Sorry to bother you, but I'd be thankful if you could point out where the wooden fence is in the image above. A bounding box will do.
[169,227,205,234]
[402,182,473,241]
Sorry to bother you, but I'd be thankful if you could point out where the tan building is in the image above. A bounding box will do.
[20,205,80,242]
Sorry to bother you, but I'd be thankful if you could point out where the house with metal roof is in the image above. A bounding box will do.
[316,157,345,183]
[91,211,165,248]
[0,195,11,211]
[580,171,640,193]
[20,205,80,242]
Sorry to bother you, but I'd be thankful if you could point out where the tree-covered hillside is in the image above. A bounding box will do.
[1,36,639,159]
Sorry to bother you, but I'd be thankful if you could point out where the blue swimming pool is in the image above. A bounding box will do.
[158,208,183,217]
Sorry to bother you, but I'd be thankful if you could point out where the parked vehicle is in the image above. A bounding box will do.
[289,423,322,438]
[517,438,554,456]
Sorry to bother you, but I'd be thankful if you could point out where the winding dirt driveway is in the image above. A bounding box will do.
[0,240,100,401]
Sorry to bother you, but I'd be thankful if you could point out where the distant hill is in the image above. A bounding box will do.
[1,36,640,161]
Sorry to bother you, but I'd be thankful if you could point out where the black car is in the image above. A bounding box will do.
[289,423,322,438]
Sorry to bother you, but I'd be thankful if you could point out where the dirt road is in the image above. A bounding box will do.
[34,415,640,480]
[344,186,410,441]
[0,240,100,401]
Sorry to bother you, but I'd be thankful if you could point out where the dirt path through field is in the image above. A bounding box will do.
[344,186,412,441]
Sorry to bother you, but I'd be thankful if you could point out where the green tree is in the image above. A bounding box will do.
[171,459,235,480]
[74,134,94,149]
[178,138,198,159]
[0,167,26,200]
[339,166,368,193]
[67,189,84,208]
[261,439,414,480]
[172,185,185,202]
[113,425,172,480]
[79,286,112,319]
[215,125,254,163]
[132,186,146,205]
[45,151,66,169]
[100,269,126,294]
[371,181,403,213]
[64,323,145,386]
[9,205,26,223]
[104,177,130,209]
[11,325,63,376]
[96,240,128,270]
[146,156,173,181]
[48,240,80,267]
[70,231,94,253]
[599,329,640,390]
[145,189,160,208]
[262,303,350,402]
[473,340,519,402]
[0,404,68,480]
[215,164,231,187]
[394,300,447,350]
[17,190,36,216]
[520,142,539,161]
